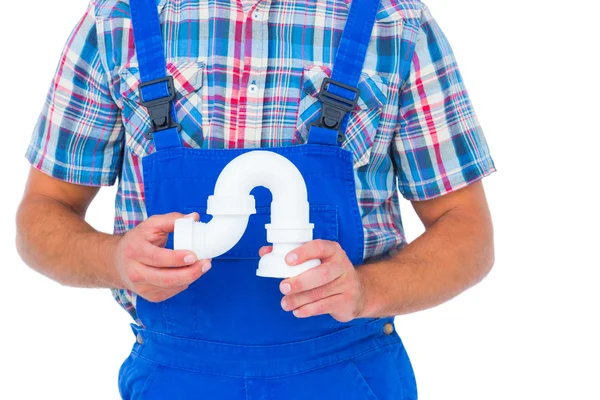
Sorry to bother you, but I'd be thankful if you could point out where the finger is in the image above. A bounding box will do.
[144,212,199,232]
[291,294,344,318]
[259,246,273,257]
[137,260,211,289]
[280,261,344,295]
[281,277,343,311]
[136,242,200,267]
[285,240,340,266]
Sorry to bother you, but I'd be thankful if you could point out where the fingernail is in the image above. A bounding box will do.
[281,298,288,310]
[293,310,301,318]
[184,254,197,264]
[281,283,291,294]
[202,262,212,273]
[285,253,297,265]
[185,213,196,219]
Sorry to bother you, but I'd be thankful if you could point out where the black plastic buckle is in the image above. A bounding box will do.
[311,78,360,143]
[138,76,181,139]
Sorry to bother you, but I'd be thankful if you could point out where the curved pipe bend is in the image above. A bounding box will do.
[174,151,320,278]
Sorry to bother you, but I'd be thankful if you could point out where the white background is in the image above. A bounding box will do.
[1,0,598,399]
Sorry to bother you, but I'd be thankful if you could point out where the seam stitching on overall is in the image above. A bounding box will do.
[382,342,410,400]
[132,320,375,348]
[131,339,402,380]
[138,363,162,398]
[348,360,381,400]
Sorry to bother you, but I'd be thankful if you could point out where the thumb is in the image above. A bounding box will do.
[144,212,199,232]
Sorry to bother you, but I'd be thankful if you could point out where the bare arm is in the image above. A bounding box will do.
[16,168,119,287]
[358,180,495,316]
[16,168,211,301]
[272,181,494,320]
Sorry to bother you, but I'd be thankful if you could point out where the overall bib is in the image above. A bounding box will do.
[118,0,417,398]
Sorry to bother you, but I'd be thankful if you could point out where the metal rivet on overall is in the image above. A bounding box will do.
[136,333,144,345]
[383,323,394,335]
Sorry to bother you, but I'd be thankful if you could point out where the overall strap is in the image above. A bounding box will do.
[308,0,380,146]
[130,0,182,151]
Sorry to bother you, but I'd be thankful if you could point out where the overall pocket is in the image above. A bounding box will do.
[118,352,161,400]
[295,65,389,169]
[118,61,205,157]
[349,341,418,400]
[274,359,379,400]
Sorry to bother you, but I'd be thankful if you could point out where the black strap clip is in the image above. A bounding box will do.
[311,78,360,143]
[138,76,181,139]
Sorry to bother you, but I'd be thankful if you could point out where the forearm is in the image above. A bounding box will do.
[358,205,494,317]
[16,194,124,289]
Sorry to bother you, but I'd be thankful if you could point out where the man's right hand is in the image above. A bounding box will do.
[115,212,211,303]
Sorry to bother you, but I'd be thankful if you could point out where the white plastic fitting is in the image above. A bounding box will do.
[174,150,321,278]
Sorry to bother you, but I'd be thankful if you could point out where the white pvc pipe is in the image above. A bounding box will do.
[174,150,321,278]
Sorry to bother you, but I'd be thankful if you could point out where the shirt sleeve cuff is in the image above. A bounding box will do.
[25,144,119,187]
[399,155,496,202]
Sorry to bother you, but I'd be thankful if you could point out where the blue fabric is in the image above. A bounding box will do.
[138,144,366,343]
[129,0,181,150]
[308,0,380,144]
[117,0,417,397]
[306,126,341,146]
[119,319,418,399]
[330,0,379,93]
[129,0,168,97]
[151,126,181,150]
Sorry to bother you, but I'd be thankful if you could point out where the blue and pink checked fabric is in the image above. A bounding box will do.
[26,0,495,321]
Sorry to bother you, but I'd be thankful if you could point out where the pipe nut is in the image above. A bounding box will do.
[174,217,194,251]
[265,224,314,243]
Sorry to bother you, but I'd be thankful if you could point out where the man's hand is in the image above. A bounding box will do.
[258,182,494,320]
[16,169,214,295]
[260,240,365,322]
[115,212,211,303]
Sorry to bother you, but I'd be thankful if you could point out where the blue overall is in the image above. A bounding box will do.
[118,0,417,398]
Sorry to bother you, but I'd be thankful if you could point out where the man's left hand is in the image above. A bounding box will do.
[259,240,366,322]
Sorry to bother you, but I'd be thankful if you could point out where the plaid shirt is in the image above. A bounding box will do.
[26,0,495,321]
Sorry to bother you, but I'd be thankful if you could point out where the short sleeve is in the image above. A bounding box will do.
[26,3,124,186]
[393,6,496,201]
